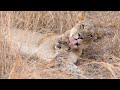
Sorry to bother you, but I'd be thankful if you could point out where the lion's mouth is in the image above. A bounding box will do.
[69,37,79,48]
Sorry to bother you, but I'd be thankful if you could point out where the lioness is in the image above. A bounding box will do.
[2,21,94,61]
[1,21,97,77]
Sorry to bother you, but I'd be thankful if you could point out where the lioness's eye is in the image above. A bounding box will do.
[88,34,93,38]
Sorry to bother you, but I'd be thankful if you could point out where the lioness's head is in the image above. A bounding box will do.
[69,21,95,49]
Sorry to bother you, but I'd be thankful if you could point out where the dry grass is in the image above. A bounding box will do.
[0,11,120,79]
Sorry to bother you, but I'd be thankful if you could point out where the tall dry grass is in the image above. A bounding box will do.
[0,11,82,79]
[0,11,120,79]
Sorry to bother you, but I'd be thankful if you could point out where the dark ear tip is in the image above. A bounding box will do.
[57,45,61,49]
[56,43,61,49]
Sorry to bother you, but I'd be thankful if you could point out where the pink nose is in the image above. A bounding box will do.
[69,37,78,46]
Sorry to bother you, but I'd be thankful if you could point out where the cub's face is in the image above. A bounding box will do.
[69,22,94,49]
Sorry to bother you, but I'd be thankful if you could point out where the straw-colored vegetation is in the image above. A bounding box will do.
[0,11,120,79]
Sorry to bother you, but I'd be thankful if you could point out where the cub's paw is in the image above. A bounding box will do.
[55,39,71,51]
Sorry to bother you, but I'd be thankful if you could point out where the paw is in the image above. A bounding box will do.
[55,39,71,51]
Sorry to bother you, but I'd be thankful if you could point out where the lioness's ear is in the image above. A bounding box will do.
[69,11,86,37]
[77,11,86,23]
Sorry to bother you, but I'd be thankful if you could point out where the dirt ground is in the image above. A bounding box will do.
[0,11,120,79]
